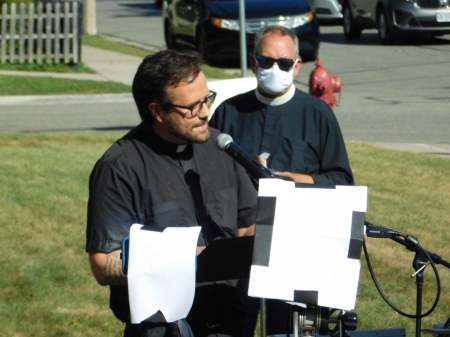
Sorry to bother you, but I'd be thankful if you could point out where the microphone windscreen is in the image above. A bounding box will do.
[217,133,233,150]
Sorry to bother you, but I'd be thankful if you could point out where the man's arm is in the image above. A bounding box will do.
[255,155,314,184]
[272,171,314,184]
[238,224,255,236]
[89,250,127,286]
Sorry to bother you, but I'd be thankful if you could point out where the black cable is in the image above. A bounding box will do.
[363,237,441,318]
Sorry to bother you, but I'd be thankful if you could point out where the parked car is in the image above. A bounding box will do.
[342,0,450,43]
[309,0,343,21]
[162,0,320,63]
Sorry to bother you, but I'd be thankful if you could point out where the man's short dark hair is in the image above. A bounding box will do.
[132,49,202,122]
[254,25,300,59]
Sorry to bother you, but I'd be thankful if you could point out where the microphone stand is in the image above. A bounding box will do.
[389,234,449,337]
[366,223,449,337]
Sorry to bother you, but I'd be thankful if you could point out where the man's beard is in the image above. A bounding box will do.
[166,120,210,144]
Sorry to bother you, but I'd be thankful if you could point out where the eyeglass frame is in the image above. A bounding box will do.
[254,55,299,72]
[162,90,217,119]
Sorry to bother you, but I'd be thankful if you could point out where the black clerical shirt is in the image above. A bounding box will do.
[210,89,354,186]
[85,122,257,322]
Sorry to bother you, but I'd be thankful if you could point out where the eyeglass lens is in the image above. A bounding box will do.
[256,55,295,72]
[169,91,217,118]
[191,92,216,115]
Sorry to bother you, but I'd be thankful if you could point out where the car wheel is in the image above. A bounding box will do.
[342,2,361,39]
[164,20,177,49]
[377,7,396,44]
[195,27,210,63]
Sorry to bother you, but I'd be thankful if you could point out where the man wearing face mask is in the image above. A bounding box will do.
[210,25,353,187]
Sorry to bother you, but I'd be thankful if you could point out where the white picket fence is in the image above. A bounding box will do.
[0,0,81,64]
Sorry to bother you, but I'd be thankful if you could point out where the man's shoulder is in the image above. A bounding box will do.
[292,88,334,113]
[219,89,256,107]
[212,90,258,123]
[94,127,147,171]
[294,88,325,105]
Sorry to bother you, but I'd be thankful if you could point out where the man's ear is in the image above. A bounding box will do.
[294,59,302,76]
[148,102,163,123]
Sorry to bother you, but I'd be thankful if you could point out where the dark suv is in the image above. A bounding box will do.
[342,0,450,43]
[163,0,320,63]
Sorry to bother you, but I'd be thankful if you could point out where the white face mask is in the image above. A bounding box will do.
[256,63,295,96]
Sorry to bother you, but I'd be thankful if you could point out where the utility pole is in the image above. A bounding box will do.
[238,0,248,77]
[83,0,97,35]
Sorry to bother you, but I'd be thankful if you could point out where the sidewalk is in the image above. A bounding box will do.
[82,46,142,85]
[0,45,141,86]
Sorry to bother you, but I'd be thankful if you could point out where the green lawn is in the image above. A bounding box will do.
[0,133,448,337]
[82,34,153,59]
[0,34,237,96]
[0,62,95,73]
[0,74,130,96]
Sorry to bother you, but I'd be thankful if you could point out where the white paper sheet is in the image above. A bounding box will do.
[249,179,367,310]
[127,224,201,324]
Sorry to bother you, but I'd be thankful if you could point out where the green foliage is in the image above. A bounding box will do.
[0,0,33,5]
[0,135,448,336]
[0,74,130,95]
[82,34,152,59]
[347,143,449,333]
[0,62,95,73]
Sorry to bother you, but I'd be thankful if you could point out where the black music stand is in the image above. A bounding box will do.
[196,236,254,282]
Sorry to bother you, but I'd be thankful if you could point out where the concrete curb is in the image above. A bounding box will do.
[0,93,133,106]
[0,69,106,81]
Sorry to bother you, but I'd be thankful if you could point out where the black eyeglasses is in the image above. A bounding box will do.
[255,55,298,72]
[164,90,217,118]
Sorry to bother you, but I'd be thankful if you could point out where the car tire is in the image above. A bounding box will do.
[377,7,396,44]
[342,2,361,39]
[164,20,177,49]
[300,41,319,63]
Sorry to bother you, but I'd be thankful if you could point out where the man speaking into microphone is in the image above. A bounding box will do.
[86,50,257,337]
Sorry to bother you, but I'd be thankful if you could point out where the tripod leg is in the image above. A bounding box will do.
[261,299,267,337]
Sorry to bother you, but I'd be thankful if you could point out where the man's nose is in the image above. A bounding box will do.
[198,102,210,119]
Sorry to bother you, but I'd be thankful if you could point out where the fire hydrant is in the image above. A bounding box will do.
[309,59,342,109]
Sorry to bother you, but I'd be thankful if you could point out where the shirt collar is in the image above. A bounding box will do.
[255,84,296,106]
[136,122,193,158]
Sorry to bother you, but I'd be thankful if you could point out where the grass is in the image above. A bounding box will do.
[0,35,236,96]
[83,34,238,80]
[0,62,95,73]
[0,74,130,96]
[0,133,448,337]
[83,34,153,58]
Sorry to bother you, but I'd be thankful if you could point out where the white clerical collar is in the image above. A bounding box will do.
[255,84,296,106]
[175,144,188,153]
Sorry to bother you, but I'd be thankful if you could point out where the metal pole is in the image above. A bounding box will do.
[260,299,267,337]
[238,0,247,77]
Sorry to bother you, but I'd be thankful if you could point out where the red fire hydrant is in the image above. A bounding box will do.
[309,59,342,109]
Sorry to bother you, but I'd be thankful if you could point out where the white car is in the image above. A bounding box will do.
[309,0,343,21]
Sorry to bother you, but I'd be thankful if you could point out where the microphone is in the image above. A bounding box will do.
[216,133,275,179]
[364,221,402,239]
